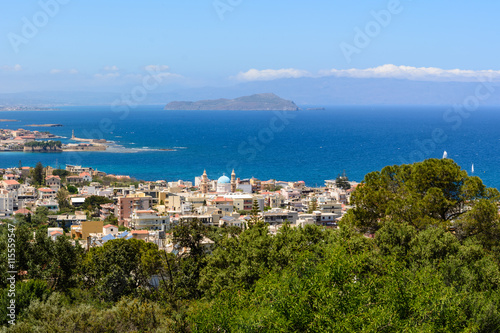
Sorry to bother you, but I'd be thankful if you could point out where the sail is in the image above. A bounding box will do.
[442,151,448,159]
[472,164,474,173]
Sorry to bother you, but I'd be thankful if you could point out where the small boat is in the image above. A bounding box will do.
[472,164,475,173]
[442,151,448,159]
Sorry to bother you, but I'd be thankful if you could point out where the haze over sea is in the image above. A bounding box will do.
[1,105,499,189]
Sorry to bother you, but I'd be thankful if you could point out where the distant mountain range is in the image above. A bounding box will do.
[164,93,299,111]
[2,77,500,107]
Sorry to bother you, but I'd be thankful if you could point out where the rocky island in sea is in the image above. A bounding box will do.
[164,93,299,111]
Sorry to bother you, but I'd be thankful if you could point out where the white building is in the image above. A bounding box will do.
[130,210,170,230]
[47,227,64,240]
[36,199,59,211]
[1,179,21,191]
[80,186,97,196]
[103,224,119,236]
[79,172,92,182]
[223,194,264,212]
[0,189,15,216]
[38,188,57,200]
[216,175,231,193]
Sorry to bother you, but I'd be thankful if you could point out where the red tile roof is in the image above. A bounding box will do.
[103,224,117,229]
[14,208,32,215]
[135,210,156,214]
[38,188,55,193]
[2,180,19,185]
[214,197,233,202]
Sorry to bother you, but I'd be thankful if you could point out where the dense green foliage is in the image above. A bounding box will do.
[344,158,499,234]
[56,187,72,211]
[24,140,62,148]
[307,196,318,213]
[2,159,500,332]
[336,171,351,190]
[52,168,70,178]
[67,184,78,194]
[83,195,113,213]
[31,162,44,186]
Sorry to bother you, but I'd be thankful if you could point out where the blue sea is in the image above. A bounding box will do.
[1,105,499,189]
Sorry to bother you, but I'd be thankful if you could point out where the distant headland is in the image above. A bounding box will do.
[0,106,60,111]
[164,93,299,111]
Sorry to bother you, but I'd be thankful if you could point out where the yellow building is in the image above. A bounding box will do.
[71,220,103,240]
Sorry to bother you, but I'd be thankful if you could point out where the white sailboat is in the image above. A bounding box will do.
[472,163,474,174]
[442,151,448,159]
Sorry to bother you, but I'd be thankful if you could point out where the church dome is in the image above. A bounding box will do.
[218,175,231,184]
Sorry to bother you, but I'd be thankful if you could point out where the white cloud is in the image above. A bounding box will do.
[145,65,170,72]
[94,72,120,79]
[235,68,312,81]
[51,69,79,75]
[104,65,119,71]
[319,64,500,82]
[2,64,22,72]
[142,65,183,81]
[154,72,182,79]
[233,65,500,82]
[125,74,143,80]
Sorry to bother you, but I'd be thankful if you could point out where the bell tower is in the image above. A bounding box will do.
[231,169,236,193]
[201,170,209,194]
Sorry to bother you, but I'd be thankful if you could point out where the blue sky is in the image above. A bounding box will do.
[1,0,500,92]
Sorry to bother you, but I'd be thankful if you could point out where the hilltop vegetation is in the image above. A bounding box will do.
[1,159,500,332]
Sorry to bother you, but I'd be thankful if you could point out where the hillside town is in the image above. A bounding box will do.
[0,164,355,251]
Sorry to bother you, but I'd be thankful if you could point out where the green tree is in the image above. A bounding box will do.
[191,224,500,332]
[81,239,162,302]
[0,279,51,326]
[32,162,44,186]
[52,235,83,291]
[32,206,49,226]
[56,187,71,211]
[83,195,113,213]
[67,185,78,194]
[248,199,262,227]
[104,213,119,225]
[335,170,351,190]
[343,158,499,234]
[454,199,500,250]
[173,219,209,261]
[307,196,318,213]
[171,219,211,299]
[52,169,69,178]
[28,230,57,282]
[24,140,62,149]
